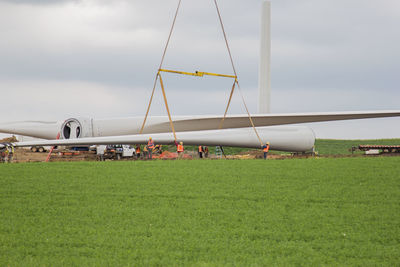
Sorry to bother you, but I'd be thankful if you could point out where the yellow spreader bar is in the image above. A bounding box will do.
[159,69,237,79]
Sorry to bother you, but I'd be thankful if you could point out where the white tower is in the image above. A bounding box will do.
[258,0,271,113]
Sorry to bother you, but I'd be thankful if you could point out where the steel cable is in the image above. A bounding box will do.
[139,0,182,137]
[213,0,264,146]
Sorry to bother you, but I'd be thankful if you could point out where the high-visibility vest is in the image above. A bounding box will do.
[263,145,270,152]
[147,141,154,149]
[198,146,203,152]
[177,144,184,152]
[136,147,140,153]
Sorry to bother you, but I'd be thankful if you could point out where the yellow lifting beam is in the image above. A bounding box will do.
[158,68,238,130]
[159,68,237,80]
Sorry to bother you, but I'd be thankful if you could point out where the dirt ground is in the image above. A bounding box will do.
[6,149,391,163]
[11,149,98,163]
[12,149,48,163]
[8,148,299,163]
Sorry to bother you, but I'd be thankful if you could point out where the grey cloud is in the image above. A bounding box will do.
[0,0,397,93]
[269,0,400,92]
[0,0,79,5]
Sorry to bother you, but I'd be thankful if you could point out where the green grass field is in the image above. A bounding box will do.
[167,139,400,156]
[1,158,400,266]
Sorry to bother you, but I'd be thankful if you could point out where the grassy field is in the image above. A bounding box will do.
[1,158,400,266]
[166,139,400,156]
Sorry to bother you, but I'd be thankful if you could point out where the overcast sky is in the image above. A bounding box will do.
[0,0,399,139]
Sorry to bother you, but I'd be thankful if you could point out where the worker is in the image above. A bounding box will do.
[203,146,209,158]
[176,141,184,159]
[147,137,155,159]
[198,145,203,158]
[262,142,270,159]
[4,146,9,163]
[143,145,148,159]
[7,145,14,163]
[0,146,5,163]
[135,145,141,159]
[96,145,106,161]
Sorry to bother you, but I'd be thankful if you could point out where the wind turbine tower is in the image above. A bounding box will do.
[258,0,271,113]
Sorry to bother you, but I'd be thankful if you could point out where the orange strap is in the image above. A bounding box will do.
[45,132,60,162]
[218,80,236,129]
[140,72,178,143]
[159,74,177,142]
[139,73,159,135]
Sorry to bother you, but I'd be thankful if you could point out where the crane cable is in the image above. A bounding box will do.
[213,0,264,146]
[139,0,182,139]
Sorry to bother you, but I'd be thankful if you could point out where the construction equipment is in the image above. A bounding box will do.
[105,145,136,160]
[351,145,400,155]
[152,145,163,155]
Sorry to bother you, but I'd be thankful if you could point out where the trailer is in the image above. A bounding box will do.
[17,135,52,153]
[351,145,400,155]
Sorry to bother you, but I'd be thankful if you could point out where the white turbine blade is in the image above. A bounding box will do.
[169,110,400,131]
[12,126,315,152]
[1,110,399,140]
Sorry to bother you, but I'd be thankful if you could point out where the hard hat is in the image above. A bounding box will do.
[149,137,152,140]
[180,142,183,145]
[267,142,270,145]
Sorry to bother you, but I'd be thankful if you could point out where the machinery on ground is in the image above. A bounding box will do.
[17,135,52,153]
[351,145,400,155]
[105,145,136,160]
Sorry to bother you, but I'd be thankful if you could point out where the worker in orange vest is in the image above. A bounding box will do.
[176,141,184,159]
[135,144,141,159]
[147,137,155,159]
[198,145,203,158]
[262,142,270,159]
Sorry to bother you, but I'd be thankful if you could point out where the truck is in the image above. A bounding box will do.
[105,145,136,160]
